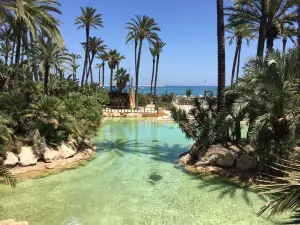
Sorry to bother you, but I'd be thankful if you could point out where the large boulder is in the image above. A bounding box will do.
[198,144,235,168]
[4,152,19,167]
[0,219,28,225]
[19,146,38,167]
[58,143,76,159]
[43,147,60,163]
[236,153,257,171]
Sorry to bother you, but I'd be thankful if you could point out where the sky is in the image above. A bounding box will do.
[58,0,293,86]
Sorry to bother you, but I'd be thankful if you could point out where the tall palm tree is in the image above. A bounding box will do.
[95,63,102,87]
[85,37,106,84]
[217,0,226,111]
[75,7,103,86]
[126,15,161,107]
[70,53,81,81]
[32,38,71,94]
[126,30,139,74]
[153,41,166,97]
[279,25,296,54]
[97,52,108,88]
[258,0,268,57]
[106,49,119,91]
[226,24,255,84]
[149,46,157,96]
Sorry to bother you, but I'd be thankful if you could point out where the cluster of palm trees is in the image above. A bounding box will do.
[216,0,300,111]
[126,15,165,107]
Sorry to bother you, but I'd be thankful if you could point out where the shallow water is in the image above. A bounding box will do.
[0,119,278,225]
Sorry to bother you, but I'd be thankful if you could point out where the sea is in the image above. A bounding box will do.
[107,86,218,96]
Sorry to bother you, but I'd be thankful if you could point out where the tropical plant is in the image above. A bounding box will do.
[217,0,226,111]
[149,46,157,96]
[70,53,81,81]
[257,158,300,224]
[106,49,120,91]
[186,89,192,97]
[226,24,256,84]
[114,68,130,92]
[75,7,103,86]
[0,161,16,187]
[153,41,166,97]
[97,52,108,88]
[228,50,300,163]
[126,15,161,107]
[32,38,71,94]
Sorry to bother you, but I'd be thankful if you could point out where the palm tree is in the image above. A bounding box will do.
[126,30,139,74]
[116,53,125,71]
[279,25,296,55]
[227,0,295,53]
[153,41,166,97]
[95,63,102,87]
[85,37,106,84]
[32,38,71,94]
[2,0,63,65]
[70,53,81,81]
[149,46,157,96]
[126,15,161,107]
[258,0,268,57]
[97,52,108,88]
[114,68,130,92]
[226,24,255,84]
[75,7,103,86]
[106,49,119,91]
[217,0,226,111]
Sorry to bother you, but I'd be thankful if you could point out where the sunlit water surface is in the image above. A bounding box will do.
[0,119,278,225]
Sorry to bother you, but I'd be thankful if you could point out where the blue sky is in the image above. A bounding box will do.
[58,0,293,86]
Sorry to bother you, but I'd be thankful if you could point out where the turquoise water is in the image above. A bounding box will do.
[107,86,218,96]
[0,119,278,225]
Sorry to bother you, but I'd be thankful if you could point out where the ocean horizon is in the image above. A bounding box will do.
[104,85,218,96]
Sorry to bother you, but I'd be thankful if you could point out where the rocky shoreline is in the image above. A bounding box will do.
[2,138,97,180]
[179,142,262,180]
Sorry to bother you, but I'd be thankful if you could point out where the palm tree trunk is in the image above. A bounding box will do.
[150,57,156,95]
[135,38,143,108]
[102,62,105,88]
[297,1,300,61]
[29,32,38,82]
[154,54,160,97]
[231,41,239,85]
[236,39,242,82]
[98,67,101,88]
[134,39,138,73]
[257,0,267,58]
[282,38,287,55]
[217,0,226,112]
[81,28,90,86]
[110,68,113,91]
[10,41,15,66]
[87,54,95,84]
[44,64,50,94]
[15,35,21,65]
[235,119,241,142]
[117,64,119,71]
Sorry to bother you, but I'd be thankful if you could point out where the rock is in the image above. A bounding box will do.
[197,144,235,168]
[196,165,232,177]
[43,147,60,163]
[112,112,121,117]
[244,145,255,154]
[58,143,76,159]
[180,153,191,165]
[229,145,241,154]
[86,149,93,155]
[236,153,258,171]
[19,146,38,167]
[92,146,97,151]
[216,151,235,167]
[4,152,19,167]
[0,219,29,225]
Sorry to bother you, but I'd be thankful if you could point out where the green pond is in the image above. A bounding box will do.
[0,119,280,225]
